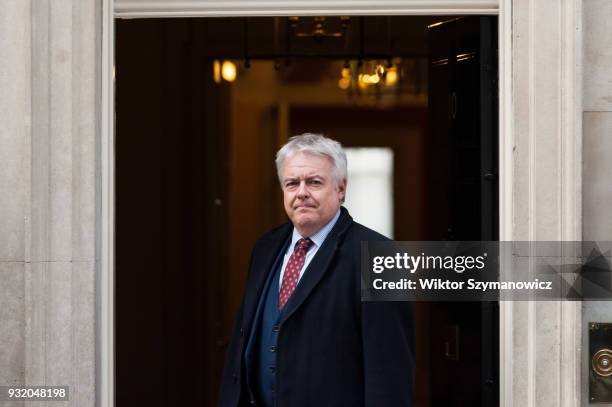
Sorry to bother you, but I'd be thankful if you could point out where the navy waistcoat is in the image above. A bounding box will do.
[245,238,291,407]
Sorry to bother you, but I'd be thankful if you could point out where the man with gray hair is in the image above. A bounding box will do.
[219,134,415,407]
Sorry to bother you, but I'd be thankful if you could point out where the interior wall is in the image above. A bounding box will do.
[290,105,430,405]
[227,58,431,405]
[229,63,284,325]
[290,106,428,240]
[228,59,429,292]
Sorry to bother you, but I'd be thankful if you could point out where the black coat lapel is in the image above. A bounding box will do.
[279,207,353,326]
[242,223,292,331]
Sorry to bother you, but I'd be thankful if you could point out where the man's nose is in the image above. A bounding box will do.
[296,181,310,198]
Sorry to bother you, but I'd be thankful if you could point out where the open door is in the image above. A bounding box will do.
[427,16,499,406]
[115,20,232,406]
[115,15,498,406]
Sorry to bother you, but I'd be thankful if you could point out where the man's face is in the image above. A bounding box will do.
[281,152,346,237]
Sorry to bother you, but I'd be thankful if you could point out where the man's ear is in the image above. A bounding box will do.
[338,179,347,202]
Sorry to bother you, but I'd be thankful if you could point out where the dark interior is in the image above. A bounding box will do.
[115,16,498,406]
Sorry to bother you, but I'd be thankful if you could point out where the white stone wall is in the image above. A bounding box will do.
[0,1,30,401]
[0,1,99,406]
[582,1,612,405]
[502,0,583,406]
[0,0,600,406]
[583,0,612,240]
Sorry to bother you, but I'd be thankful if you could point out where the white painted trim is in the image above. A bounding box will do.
[498,0,514,403]
[497,0,583,406]
[114,0,498,18]
[561,0,582,243]
[560,0,583,406]
[104,0,502,407]
[98,0,115,406]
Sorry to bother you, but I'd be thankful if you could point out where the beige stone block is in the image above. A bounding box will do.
[72,260,95,407]
[584,0,612,111]
[45,262,73,387]
[24,261,45,385]
[25,261,73,385]
[583,112,612,240]
[28,0,98,264]
[0,262,25,386]
[71,0,98,264]
[24,261,95,407]
[1,0,98,405]
[0,1,29,261]
[71,123,97,262]
[43,0,74,263]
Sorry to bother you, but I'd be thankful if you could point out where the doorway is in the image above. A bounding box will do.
[115,15,498,406]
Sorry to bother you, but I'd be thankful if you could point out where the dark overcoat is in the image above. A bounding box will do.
[218,207,415,407]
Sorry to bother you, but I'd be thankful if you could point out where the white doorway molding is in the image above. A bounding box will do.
[114,0,499,17]
[101,1,583,406]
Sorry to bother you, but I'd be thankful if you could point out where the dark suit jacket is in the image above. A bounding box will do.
[218,207,415,407]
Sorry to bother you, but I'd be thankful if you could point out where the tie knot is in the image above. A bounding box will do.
[295,238,313,252]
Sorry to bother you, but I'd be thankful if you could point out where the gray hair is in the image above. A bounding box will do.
[275,133,347,186]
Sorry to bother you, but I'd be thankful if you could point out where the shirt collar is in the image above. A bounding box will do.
[289,208,341,252]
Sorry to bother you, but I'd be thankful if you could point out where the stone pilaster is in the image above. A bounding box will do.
[500,0,582,406]
[0,0,99,406]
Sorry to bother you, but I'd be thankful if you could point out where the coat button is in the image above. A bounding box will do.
[249,399,256,405]
[240,328,244,337]
[232,373,238,384]
[270,345,277,353]
[272,325,279,333]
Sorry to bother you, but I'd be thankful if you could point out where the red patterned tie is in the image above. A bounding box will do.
[279,238,313,310]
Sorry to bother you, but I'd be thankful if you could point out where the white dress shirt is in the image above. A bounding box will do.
[278,209,341,291]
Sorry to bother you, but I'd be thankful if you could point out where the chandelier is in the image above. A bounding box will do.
[338,59,402,95]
